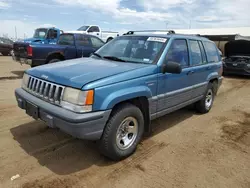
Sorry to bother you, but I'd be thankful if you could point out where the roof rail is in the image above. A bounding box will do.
[123,30,175,35]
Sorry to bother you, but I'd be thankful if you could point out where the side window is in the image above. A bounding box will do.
[88,27,94,32]
[92,26,100,32]
[203,41,220,63]
[76,35,91,46]
[189,40,203,66]
[48,29,57,39]
[58,34,74,45]
[166,39,189,67]
[88,26,99,32]
[90,37,104,48]
[198,41,207,64]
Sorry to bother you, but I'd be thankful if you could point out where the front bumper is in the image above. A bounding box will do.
[15,88,111,140]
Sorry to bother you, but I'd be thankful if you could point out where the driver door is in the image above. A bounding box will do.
[47,29,58,44]
[87,26,101,38]
[157,39,194,113]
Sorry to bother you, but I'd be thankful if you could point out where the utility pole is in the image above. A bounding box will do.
[15,26,17,40]
[165,22,169,29]
[189,20,192,29]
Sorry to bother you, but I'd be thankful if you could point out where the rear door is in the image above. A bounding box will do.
[187,40,209,97]
[188,40,221,98]
[75,35,94,57]
[57,34,77,59]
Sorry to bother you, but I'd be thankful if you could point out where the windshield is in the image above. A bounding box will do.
[58,34,74,45]
[95,36,167,64]
[77,26,90,31]
[33,28,48,39]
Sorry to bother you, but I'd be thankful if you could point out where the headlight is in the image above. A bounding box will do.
[61,87,94,113]
[22,73,30,89]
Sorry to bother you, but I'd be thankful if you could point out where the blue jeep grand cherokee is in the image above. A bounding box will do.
[15,30,223,160]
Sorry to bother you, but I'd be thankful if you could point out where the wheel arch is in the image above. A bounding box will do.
[46,52,65,63]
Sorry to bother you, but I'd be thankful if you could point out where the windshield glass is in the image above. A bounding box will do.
[58,34,74,45]
[95,36,168,64]
[33,28,48,38]
[77,26,90,31]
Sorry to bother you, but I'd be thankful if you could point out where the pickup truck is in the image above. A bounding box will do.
[12,33,105,67]
[15,30,223,160]
[17,27,63,44]
[66,25,119,43]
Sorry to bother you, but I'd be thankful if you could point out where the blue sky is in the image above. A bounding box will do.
[0,0,249,38]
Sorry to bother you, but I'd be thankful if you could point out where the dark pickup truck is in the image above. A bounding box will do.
[13,33,105,67]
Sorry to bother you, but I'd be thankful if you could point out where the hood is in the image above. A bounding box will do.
[20,37,45,44]
[26,58,149,89]
[225,40,250,57]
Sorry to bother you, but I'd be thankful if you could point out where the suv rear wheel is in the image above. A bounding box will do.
[195,82,215,113]
[99,103,144,160]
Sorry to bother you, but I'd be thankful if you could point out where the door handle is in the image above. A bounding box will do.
[187,70,194,75]
[97,33,99,35]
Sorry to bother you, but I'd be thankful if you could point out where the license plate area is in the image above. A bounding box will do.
[26,101,39,119]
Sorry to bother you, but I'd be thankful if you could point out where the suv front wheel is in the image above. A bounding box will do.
[195,82,215,113]
[99,103,144,160]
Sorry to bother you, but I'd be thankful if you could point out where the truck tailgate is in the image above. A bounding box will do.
[13,42,29,60]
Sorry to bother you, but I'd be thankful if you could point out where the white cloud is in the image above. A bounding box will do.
[39,23,57,28]
[0,20,57,38]
[0,20,37,38]
[138,0,196,10]
[54,0,120,13]
[0,1,10,9]
[54,0,174,24]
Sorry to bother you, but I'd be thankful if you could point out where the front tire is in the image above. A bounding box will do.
[195,82,215,114]
[106,38,113,43]
[99,103,144,161]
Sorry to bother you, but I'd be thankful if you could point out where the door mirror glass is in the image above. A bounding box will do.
[162,61,182,74]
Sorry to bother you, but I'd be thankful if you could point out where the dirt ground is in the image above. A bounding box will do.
[0,56,249,188]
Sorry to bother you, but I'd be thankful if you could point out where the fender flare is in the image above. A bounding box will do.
[100,86,152,110]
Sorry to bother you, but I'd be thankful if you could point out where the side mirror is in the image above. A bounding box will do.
[162,61,182,74]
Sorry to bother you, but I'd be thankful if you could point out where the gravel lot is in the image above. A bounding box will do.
[0,56,249,188]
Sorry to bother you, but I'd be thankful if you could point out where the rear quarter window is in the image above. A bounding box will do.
[203,41,220,63]
[58,35,74,45]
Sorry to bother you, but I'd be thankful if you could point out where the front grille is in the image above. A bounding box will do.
[26,76,64,105]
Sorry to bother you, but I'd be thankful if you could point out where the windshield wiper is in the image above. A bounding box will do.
[92,52,102,58]
[103,56,127,62]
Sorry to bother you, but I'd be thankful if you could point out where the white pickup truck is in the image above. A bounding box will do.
[66,25,119,43]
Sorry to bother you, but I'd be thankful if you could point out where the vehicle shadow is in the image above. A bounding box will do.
[10,107,196,175]
[223,74,250,80]
[0,71,25,81]
[11,70,25,78]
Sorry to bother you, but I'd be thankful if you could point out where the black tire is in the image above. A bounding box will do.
[48,58,61,64]
[195,82,215,114]
[106,38,113,43]
[99,103,144,161]
[2,52,9,56]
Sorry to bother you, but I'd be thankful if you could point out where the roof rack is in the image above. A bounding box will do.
[123,30,175,35]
